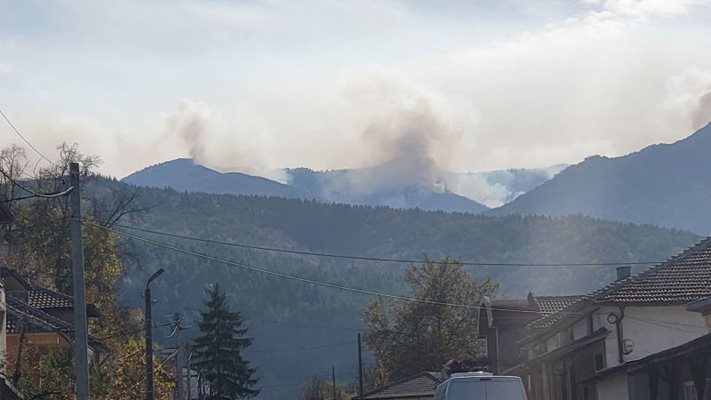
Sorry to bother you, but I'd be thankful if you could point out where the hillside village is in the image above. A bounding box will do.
[0,126,710,400]
[359,240,711,400]
[3,1,711,399]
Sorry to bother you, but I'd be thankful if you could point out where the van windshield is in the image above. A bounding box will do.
[447,379,525,399]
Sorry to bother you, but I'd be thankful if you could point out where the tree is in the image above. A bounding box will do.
[299,376,351,400]
[193,284,259,399]
[0,143,175,399]
[363,257,498,385]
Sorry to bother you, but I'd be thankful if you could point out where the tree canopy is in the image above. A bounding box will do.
[193,284,259,400]
[363,257,497,385]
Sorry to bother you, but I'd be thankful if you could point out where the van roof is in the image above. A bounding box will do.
[449,372,493,378]
[446,374,521,381]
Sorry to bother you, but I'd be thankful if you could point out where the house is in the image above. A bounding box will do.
[491,237,711,400]
[0,267,105,389]
[479,293,585,374]
[358,372,444,400]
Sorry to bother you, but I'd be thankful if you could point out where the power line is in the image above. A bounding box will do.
[88,221,596,317]
[249,318,363,332]
[90,222,499,311]
[110,224,662,268]
[625,315,707,335]
[95,321,173,341]
[249,341,355,354]
[0,108,52,164]
[0,169,73,199]
[90,224,708,335]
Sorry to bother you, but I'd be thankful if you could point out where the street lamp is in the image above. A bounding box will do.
[145,268,165,400]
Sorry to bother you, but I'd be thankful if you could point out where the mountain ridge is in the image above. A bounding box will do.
[123,158,565,214]
[490,123,711,234]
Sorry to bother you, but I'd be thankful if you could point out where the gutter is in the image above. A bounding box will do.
[609,306,626,365]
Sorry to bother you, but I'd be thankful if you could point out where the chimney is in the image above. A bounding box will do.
[616,266,631,281]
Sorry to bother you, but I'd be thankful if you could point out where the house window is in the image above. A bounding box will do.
[594,353,605,371]
[683,381,698,400]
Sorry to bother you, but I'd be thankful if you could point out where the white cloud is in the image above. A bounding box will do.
[596,0,711,17]
[1,0,711,179]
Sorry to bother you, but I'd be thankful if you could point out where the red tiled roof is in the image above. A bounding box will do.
[361,372,443,399]
[535,296,586,315]
[595,237,711,304]
[26,287,74,309]
[522,237,711,333]
[527,295,587,329]
[6,296,74,334]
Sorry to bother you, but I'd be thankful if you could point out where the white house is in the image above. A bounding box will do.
[489,237,711,400]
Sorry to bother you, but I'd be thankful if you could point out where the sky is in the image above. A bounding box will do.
[1,0,711,180]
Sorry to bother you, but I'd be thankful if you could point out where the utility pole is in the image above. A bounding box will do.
[176,345,183,400]
[186,344,192,400]
[70,162,90,400]
[145,269,165,400]
[357,333,364,399]
[332,366,337,400]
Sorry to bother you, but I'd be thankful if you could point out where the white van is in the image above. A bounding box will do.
[434,372,528,400]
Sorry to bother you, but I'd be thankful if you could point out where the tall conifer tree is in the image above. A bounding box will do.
[193,284,259,399]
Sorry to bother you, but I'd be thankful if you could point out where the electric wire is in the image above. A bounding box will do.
[624,315,707,335]
[110,223,663,268]
[249,318,363,332]
[89,221,596,317]
[0,169,73,198]
[249,341,356,354]
[88,224,707,336]
[0,108,53,163]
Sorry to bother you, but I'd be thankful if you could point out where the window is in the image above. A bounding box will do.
[594,353,605,371]
[683,381,698,400]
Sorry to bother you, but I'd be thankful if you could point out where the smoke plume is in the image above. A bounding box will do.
[163,100,287,182]
[333,75,478,196]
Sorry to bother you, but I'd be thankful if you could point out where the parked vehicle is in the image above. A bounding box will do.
[434,372,528,400]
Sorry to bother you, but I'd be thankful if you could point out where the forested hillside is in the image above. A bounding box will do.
[86,177,700,399]
[491,123,711,234]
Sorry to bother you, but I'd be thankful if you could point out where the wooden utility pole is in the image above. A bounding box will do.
[176,345,184,400]
[357,333,364,399]
[332,366,337,400]
[145,269,164,400]
[186,344,192,400]
[70,162,90,400]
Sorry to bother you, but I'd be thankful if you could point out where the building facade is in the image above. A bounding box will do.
[483,238,711,400]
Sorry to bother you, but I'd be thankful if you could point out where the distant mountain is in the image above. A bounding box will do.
[285,161,565,212]
[440,164,567,207]
[286,159,490,214]
[122,158,315,199]
[122,158,565,214]
[490,123,711,234]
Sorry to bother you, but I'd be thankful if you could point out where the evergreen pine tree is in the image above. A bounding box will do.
[193,284,259,399]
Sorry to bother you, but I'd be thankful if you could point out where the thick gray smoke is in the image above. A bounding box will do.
[330,76,473,196]
[693,90,711,129]
[163,101,287,182]
[666,68,711,131]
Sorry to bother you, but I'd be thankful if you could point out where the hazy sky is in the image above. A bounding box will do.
[2,0,711,179]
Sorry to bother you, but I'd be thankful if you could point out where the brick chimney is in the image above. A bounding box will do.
[616,266,631,281]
